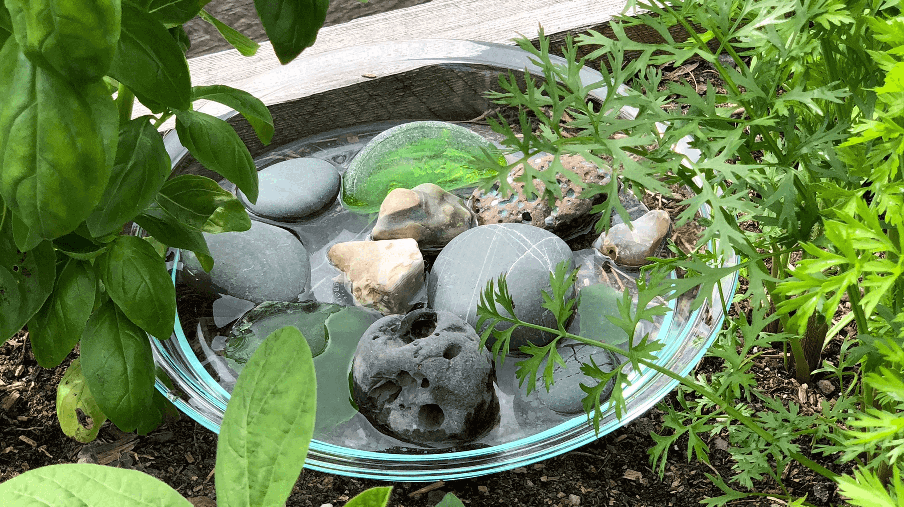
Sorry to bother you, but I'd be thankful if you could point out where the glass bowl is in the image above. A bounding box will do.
[150,39,739,481]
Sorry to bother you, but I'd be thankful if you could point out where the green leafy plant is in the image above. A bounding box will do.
[0,0,326,436]
[0,326,404,507]
[474,0,904,503]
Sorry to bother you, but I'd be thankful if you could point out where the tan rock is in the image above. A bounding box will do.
[594,210,672,266]
[371,183,476,250]
[327,239,425,314]
[470,154,611,239]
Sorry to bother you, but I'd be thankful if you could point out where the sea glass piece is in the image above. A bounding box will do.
[341,121,499,213]
[223,301,380,434]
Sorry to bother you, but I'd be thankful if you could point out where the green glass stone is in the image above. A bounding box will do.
[341,121,500,213]
[223,301,380,434]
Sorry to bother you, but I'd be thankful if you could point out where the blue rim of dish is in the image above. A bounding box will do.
[150,39,741,480]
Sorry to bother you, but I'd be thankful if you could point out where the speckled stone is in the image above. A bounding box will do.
[428,223,574,350]
[237,157,340,220]
[351,309,499,446]
[593,210,672,267]
[371,183,477,250]
[470,154,611,239]
[180,220,310,304]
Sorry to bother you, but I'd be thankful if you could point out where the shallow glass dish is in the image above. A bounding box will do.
[150,39,739,481]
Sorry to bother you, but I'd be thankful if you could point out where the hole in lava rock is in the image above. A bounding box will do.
[371,380,402,407]
[522,211,532,221]
[404,311,438,339]
[418,404,445,429]
[421,378,430,388]
[443,343,462,360]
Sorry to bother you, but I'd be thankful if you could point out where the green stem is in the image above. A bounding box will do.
[153,113,174,129]
[116,84,134,127]
[845,285,868,335]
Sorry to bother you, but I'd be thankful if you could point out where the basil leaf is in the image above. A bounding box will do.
[56,359,108,443]
[134,205,214,272]
[84,78,119,171]
[345,487,394,507]
[87,117,170,237]
[0,464,193,507]
[108,1,190,112]
[254,0,328,64]
[216,326,316,507]
[132,0,201,27]
[80,299,157,432]
[53,232,110,260]
[174,110,259,202]
[192,85,274,144]
[435,493,467,507]
[0,215,55,342]
[29,259,96,367]
[198,8,259,57]
[97,235,175,340]
[11,212,42,252]
[0,6,11,47]
[156,174,251,234]
[5,0,120,82]
[169,25,191,54]
[0,40,112,240]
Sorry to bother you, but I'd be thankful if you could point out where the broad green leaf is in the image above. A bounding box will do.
[108,1,190,112]
[345,487,393,507]
[192,85,274,144]
[169,25,190,54]
[29,259,95,367]
[174,110,259,202]
[0,5,11,46]
[133,0,201,26]
[435,492,467,507]
[5,0,121,82]
[0,215,55,342]
[53,231,111,260]
[0,464,192,507]
[56,358,107,443]
[97,235,175,339]
[134,205,214,271]
[254,0,328,64]
[156,174,251,234]
[87,117,170,237]
[10,212,42,252]
[216,326,316,507]
[0,40,113,240]
[84,78,119,173]
[198,8,259,57]
[80,299,157,432]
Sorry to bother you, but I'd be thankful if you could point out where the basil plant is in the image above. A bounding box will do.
[0,0,328,436]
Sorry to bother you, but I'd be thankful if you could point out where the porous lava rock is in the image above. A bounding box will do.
[428,223,573,350]
[371,183,477,250]
[351,309,499,446]
[469,154,611,239]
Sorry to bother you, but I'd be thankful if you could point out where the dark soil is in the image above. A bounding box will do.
[0,8,853,507]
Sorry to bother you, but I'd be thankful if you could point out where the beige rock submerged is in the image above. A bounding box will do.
[327,238,425,314]
[594,210,672,267]
[371,183,476,250]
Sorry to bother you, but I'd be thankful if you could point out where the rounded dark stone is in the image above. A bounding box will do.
[238,157,340,220]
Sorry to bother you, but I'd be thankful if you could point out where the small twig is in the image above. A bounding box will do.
[408,480,445,497]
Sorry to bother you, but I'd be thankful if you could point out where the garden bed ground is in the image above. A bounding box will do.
[0,9,857,507]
